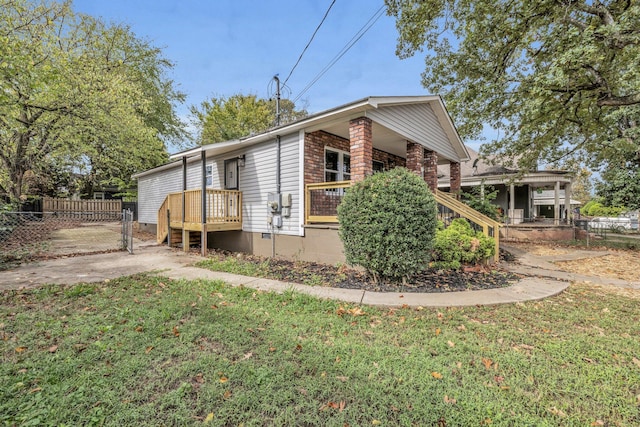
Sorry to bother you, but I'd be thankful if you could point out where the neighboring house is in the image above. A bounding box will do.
[437,147,577,225]
[134,96,480,263]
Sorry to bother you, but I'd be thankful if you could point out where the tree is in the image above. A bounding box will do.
[190,94,307,144]
[337,168,438,283]
[0,0,186,202]
[461,185,501,221]
[385,0,640,205]
[595,164,640,210]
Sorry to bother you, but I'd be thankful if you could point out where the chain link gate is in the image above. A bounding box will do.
[121,209,134,254]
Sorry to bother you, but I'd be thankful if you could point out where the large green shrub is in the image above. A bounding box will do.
[337,167,437,282]
[431,218,495,270]
[580,200,625,217]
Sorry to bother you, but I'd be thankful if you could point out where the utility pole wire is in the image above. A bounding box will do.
[282,0,337,88]
[293,5,386,104]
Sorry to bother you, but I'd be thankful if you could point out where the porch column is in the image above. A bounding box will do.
[564,182,572,224]
[182,156,188,252]
[509,183,515,224]
[406,141,424,178]
[201,150,207,256]
[554,181,560,225]
[349,117,373,183]
[424,150,438,192]
[449,161,461,199]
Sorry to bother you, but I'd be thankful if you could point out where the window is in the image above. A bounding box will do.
[373,160,385,174]
[205,165,212,186]
[325,148,350,182]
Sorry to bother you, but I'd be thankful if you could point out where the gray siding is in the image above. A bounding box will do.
[136,132,302,237]
[207,133,301,236]
[368,103,459,161]
[137,166,183,224]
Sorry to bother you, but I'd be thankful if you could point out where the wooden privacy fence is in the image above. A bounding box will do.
[43,197,122,221]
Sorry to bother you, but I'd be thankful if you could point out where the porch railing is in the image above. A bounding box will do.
[304,182,500,262]
[304,180,351,223]
[433,190,501,262]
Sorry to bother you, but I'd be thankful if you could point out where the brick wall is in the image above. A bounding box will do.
[304,130,405,186]
[406,141,424,178]
[349,117,373,183]
[424,150,438,191]
[449,161,461,197]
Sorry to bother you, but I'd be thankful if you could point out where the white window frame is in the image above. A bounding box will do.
[205,165,213,187]
[324,147,350,182]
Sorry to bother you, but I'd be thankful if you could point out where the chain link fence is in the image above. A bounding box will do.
[0,211,126,270]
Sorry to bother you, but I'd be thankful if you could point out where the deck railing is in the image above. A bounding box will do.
[157,189,242,243]
[304,182,501,262]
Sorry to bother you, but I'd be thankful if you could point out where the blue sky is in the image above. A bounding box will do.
[72,0,481,149]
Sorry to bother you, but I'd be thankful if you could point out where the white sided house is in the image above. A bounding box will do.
[134,96,502,264]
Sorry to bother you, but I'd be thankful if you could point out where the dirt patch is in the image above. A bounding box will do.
[555,252,640,282]
[571,281,640,300]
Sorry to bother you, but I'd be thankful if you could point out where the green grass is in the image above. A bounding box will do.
[2,275,640,426]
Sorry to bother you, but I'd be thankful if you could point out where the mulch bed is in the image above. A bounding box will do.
[205,249,521,293]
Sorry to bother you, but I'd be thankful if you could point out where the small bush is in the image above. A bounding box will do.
[431,218,495,269]
[337,167,437,281]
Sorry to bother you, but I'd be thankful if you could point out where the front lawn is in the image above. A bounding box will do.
[1,275,639,426]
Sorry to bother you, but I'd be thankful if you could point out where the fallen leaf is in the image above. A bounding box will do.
[172,326,179,337]
[372,420,381,426]
[431,371,443,379]
[204,412,214,423]
[15,346,27,353]
[348,307,365,316]
[135,326,143,332]
[482,358,493,370]
[48,345,58,353]
[223,390,232,399]
[447,341,455,348]
[242,352,253,360]
[269,347,276,352]
[145,346,154,354]
[444,395,457,404]
[29,387,42,393]
[295,344,302,351]
[435,328,441,336]
[339,400,346,412]
[548,407,567,417]
[336,376,349,382]
[632,357,640,368]
[591,421,604,426]
[457,325,466,331]
[219,376,228,383]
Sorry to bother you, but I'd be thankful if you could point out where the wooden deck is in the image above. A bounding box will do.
[157,189,242,245]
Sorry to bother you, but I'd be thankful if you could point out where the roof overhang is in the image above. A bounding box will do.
[169,96,469,163]
[135,96,470,179]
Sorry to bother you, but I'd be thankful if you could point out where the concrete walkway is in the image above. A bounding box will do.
[3,242,635,307]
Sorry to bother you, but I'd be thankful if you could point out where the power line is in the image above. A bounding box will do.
[282,0,337,88]
[293,5,386,104]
